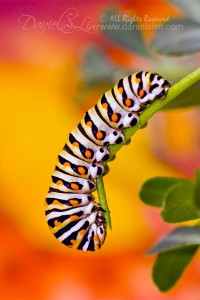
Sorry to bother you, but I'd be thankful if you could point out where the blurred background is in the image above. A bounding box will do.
[1,0,200,299]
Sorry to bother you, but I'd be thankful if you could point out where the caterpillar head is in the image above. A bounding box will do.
[96,212,107,247]
[151,74,170,100]
[139,73,171,103]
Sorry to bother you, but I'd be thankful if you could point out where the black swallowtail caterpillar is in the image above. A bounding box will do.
[45,71,170,251]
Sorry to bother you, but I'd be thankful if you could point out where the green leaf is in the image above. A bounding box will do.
[193,168,200,212]
[148,226,200,254]
[169,0,200,25]
[161,182,199,223]
[151,19,200,56]
[80,47,117,85]
[152,245,199,292]
[163,81,200,110]
[139,177,190,207]
[100,7,150,58]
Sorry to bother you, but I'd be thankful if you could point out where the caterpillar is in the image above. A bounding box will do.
[45,71,170,251]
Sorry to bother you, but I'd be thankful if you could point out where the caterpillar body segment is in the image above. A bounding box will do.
[57,149,104,179]
[80,108,125,146]
[46,192,94,208]
[96,94,139,129]
[51,170,96,193]
[66,127,110,163]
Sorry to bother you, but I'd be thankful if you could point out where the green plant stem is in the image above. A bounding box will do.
[96,176,112,229]
[97,67,200,229]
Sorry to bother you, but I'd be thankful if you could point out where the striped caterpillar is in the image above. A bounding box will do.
[45,71,170,251]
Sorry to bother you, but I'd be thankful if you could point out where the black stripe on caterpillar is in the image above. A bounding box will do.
[45,71,170,251]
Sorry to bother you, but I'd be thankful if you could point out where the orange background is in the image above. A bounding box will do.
[0,1,200,299]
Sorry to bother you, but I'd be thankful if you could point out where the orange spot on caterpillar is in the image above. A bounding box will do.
[139,89,145,97]
[86,121,92,128]
[69,199,79,206]
[54,220,61,226]
[102,103,108,109]
[118,87,123,94]
[85,149,92,159]
[53,200,65,206]
[73,142,79,148]
[64,161,70,167]
[96,131,104,140]
[70,215,79,221]
[71,183,79,190]
[111,113,118,122]
[70,239,76,245]
[135,77,140,84]
[79,229,86,235]
[125,99,132,107]
[78,166,86,175]
[56,180,63,185]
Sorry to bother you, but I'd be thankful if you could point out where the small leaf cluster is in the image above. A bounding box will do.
[139,169,200,291]
[151,0,200,55]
